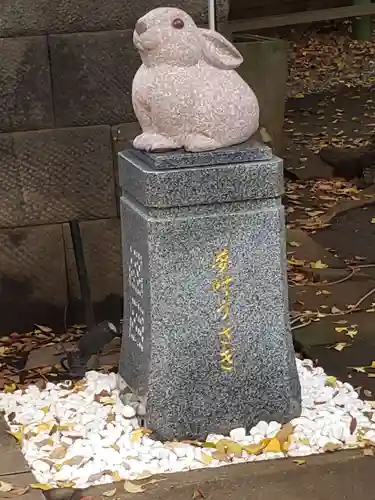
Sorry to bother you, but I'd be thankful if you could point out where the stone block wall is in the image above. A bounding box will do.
[0,0,229,333]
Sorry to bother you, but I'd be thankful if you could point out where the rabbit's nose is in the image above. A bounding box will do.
[135,20,147,35]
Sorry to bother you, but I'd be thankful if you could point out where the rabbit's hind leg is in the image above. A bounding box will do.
[184,134,221,152]
[133,132,183,152]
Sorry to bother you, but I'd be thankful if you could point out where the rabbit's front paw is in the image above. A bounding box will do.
[133,133,181,152]
[184,135,221,152]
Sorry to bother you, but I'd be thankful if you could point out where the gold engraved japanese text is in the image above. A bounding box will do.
[212,248,233,372]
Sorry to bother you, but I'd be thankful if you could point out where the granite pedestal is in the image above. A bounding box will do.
[118,141,301,440]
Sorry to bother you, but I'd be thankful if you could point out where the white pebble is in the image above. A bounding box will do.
[230,427,246,441]
[0,360,372,489]
[121,405,137,419]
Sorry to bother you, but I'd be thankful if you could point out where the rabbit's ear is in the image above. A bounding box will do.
[199,28,243,69]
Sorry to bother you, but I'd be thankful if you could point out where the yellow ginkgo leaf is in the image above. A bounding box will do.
[216,439,242,457]
[332,342,349,352]
[36,423,53,433]
[370,218,375,224]
[288,258,305,266]
[29,484,54,491]
[200,452,213,465]
[371,361,375,368]
[7,430,22,442]
[293,459,307,465]
[325,376,337,388]
[4,384,17,393]
[264,438,282,453]
[111,472,122,482]
[348,366,367,373]
[242,443,266,455]
[346,329,358,339]
[335,327,348,333]
[295,93,305,98]
[130,427,152,442]
[310,260,328,269]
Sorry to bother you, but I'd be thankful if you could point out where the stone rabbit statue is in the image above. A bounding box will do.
[132,7,259,153]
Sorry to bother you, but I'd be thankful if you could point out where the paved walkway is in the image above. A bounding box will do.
[44,450,372,500]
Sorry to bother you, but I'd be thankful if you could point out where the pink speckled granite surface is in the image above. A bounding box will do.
[132,8,259,153]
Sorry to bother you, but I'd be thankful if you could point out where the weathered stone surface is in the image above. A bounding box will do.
[0,36,53,132]
[119,149,283,207]
[0,224,67,333]
[111,122,142,211]
[118,146,301,440]
[0,126,116,228]
[0,0,229,37]
[49,31,138,127]
[63,218,122,323]
[0,134,25,228]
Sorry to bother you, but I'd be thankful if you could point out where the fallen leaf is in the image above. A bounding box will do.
[130,427,152,443]
[56,482,75,489]
[310,260,328,269]
[63,455,84,466]
[331,306,341,314]
[29,484,53,491]
[332,342,349,352]
[363,448,375,456]
[350,417,357,435]
[111,472,121,482]
[371,361,375,368]
[123,481,144,494]
[335,327,348,333]
[49,446,68,459]
[316,290,331,296]
[364,389,373,397]
[346,330,358,339]
[211,450,231,462]
[293,460,307,465]
[348,366,367,373]
[7,430,22,442]
[295,93,305,98]
[259,127,272,143]
[275,423,294,446]
[264,438,282,453]
[200,452,213,465]
[288,258,305,266]
[102,489,117,497]
[370,218,375,224]
[4,384,17,393]
[34,325,52,333]
[0,482,13,493]
[192,488,205,499]
[325,376,337,388]
[324,442,341,452]
[367,373,375,378]
[216,439,242,457]
[242,443,266,455]
[289,241,301,247]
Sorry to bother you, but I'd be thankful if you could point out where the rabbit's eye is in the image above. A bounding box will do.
[172,18,184,29]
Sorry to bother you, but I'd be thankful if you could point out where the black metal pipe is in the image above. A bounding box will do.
[69,219,95,330]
